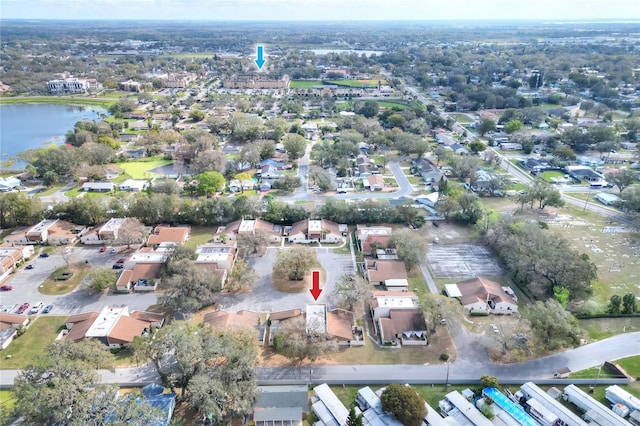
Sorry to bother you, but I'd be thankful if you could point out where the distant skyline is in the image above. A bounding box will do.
[1,0,639,21]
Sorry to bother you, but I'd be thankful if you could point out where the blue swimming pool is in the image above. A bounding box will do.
[483,387,539,426]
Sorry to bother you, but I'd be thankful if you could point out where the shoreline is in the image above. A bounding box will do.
[0,95,119,109]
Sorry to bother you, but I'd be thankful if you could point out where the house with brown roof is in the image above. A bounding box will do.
[115,262,163,293]
[194,242,237,288]
[0,244,34,282]
[63,306,164,348]
[286,219,345,244]
[366,175,385,191]
[3,219,84,246]
[370,291,420,320]
[147,225,190,247]
[0,313,29,349]
[454,277,518,315]
[217,218,282,244]
[355,225,393,253]
[365,259,408,287]
[327,308,363,347]
[378,310,427,347]
[81,218,129,245]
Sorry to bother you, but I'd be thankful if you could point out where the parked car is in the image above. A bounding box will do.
[25,264,34,270]
[112,264,124,270]
[30,301,44,314]
[16,303,29,314]
[99,246,107,253]
[116,258,126,264]
[43,304,53,314]
[0,285,13,291]
[39,253,50,258]
[110,247,117,254]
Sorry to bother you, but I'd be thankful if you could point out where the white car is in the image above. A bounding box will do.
[30,301,44,314]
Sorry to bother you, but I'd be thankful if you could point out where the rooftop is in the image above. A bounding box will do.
[85,306,128,338]
[306,304,326,334]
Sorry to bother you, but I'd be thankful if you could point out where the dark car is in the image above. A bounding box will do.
[43,304,53,314]
[112,263,124,269]
[0,285,13,291]
[25,264,34,270]
[39,253,50,258]
[16,303,29,314]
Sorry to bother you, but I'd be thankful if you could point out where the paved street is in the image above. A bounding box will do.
[1,247,157,316]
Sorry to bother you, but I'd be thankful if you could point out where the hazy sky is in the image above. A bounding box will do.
[1,0,639,21]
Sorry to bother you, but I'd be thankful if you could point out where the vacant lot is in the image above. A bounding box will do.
[117,158,174,179]
[0,316,66,369]
[427,244,503,278]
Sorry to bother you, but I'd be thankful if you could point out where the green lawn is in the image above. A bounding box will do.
[117,158,174,179]
[34,183,66,196]
[449,113,473,124]
[290,80,323,89]
[0,96,117,109]
[0,316,66,369]
[0,389,16,422]
[540,170,565,181]
[378,101,408,110]
[183,226,215,250]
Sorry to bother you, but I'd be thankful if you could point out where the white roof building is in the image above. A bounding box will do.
[0,176,21,192]
[312,384,349,426]
[564,385,631,426]
[518,382,587,426]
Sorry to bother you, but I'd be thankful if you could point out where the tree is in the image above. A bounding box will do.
[272,175,302,193]
[608,294,622,314]
[225,258,258,292]
[346,407,364,426]
[116,217,145,249]
[553,145,577,161]
[282,133,307,160]
[380,384,427,426]
[622,293,638,314]
[135,322,257,424]
[468,141,486,154]
[189,149,227,174]
[332,273,370,311]
[237,230,271,257]
[15,340,162,425]
[196,171,225,196]
[357,100,380,118]
[526,300,582,350]
[390,228,427,271]
[477,118,496,136]
[42,170,59,187]
[605,168,636,194]
[621,185,640,213]
[160,259,221,317]
[481,375,500,389]
[504,120,524,134]
[273,315,337,363]
[84,267,116,293]
[189,110,205,122]
[273,247,316,281]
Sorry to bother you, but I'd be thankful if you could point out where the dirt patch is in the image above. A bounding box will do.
[271,264,325,293]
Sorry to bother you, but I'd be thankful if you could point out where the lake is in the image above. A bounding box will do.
[0,103,108,170]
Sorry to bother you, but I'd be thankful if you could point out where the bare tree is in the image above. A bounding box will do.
[237,230,271,257]
[332,273,370,312]
[116,218,146,249]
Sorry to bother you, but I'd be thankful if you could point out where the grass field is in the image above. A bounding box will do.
[0,95,117,109]
[326,79,386,88]
[40,262,92,295]
[0,316,66,369]
[117,158,174,179]
[540,170,565,181]
[183,226,215,250]
[290,80,323,89]
[448,113,474,124]
[378,101,408,110]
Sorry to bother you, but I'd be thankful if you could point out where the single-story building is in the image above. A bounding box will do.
[367,174,385,191]
[203,310,265,345]
[0,176,21,192]
[0,313,29,349]
[119,179,148,192]
[287,219,345,244]
[594,192,621,206]
[454,277,518,315]
[3,219,84,246]
[82,182,116,192]
[63,306,164,348]
[115,262,163,293]
[251,385,308,426]
[365,260,408,286]
[147,225,190,246]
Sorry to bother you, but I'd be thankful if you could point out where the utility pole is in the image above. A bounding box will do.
[445,362,450,388]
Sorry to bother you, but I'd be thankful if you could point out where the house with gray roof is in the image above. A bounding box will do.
[251,385,308,426]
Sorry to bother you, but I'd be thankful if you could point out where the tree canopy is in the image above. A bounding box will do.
[380,384,427,426]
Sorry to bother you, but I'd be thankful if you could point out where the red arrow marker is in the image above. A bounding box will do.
[309,270,322,301]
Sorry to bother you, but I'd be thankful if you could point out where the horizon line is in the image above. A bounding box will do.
[2,18,640,23]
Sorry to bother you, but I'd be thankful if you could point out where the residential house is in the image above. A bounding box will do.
[147,225,190,247]
[412,158,444,189]
[312,384,349,426]
[595,192,621,206]
[139,383,177,426]
[454,277,518,315]
[0,313,29,349]
[499,142,523,151]
[218,218,282,244]
[563,385,631,426]
[251,385,309,426]
[365,259,409,287]
[301,122,319,141]
[81,218,129,245]
[123,147,147,159]
[268,309,302,346]
[0,176,21,192]
[259,181,272,192]
[565,165,604,183]
[203,310,265,345]
[258,158,286,170]
[439,391,493,426]
[521,158,549,172]
[115,262,163,293]
[448,143,469,155]
[3,219,83,246]
[63,305,164,348]
[326,308,362,347]
[258,164,282,179]
[355,225,393,254]
[366,174,385,191]
[194,241,238,287]
[119,179,148,192]
[370,291,427,346]
[0,244,33,282]
[356,387,404,426]
[286,219,345,244]
[356,164,373,177]
[82,182,116,192]
[228,179,255,193]
[104,168,120,180]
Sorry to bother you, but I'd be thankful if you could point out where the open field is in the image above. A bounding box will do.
[183,226,215,250]
[116,158,174,179]
[378,101,408,110]
[40,262,91,295]
[448,113,474,123]
[326,79,387,88]
[0,316,66,369]
[0,95,119,108]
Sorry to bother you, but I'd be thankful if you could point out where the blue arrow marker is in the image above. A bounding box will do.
[255,45,265,70]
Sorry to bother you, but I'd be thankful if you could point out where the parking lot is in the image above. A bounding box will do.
[426,244,503,278]
[0,246,157,316]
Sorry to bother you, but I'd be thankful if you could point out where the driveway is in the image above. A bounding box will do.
[216,247,353,313]
[1,247,157,316]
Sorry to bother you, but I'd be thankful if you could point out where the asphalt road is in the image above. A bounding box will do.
[1,247,158,316]
[2,331,637,387]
